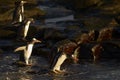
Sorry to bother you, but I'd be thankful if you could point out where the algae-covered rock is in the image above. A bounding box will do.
[0,29,16,38]
[35,27,67,40]
[65,25,81,32]
[24,7,46,20]
[0,0,45,22]
[0,49,3,54]
[51,0,101,10]
[27,26,38,39]
[33,47,50,58]
[43,28,66,40]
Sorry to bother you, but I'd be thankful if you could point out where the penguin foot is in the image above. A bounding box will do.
[13,61,33,67]
[51,69,66,74]
[26,64,32,66]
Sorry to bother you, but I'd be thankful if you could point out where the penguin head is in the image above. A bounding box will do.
[26,18,34,23]
[29,18,34,23]
[32,38,42,43]
[21,1,27,4]
[15,1,27,6]
[23,18,34,24]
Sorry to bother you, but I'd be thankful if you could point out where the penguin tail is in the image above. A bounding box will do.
[14,46,26,52]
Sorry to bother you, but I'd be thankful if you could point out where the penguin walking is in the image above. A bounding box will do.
[14,38,41,66]
[49,39,80,74]
[12,1,27,24]
[17,18,34,40]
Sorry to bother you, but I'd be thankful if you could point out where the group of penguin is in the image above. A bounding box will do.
[12,1,42,66]
[11,0,120,74]
[12,0,68,74]
[12,0,81,74]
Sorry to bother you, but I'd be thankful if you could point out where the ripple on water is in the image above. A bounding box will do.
[1,52,120,80]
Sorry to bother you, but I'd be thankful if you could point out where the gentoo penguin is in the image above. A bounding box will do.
[12,0,27,24]
[17,18,34,41]
[14,38,41,66]
[49,39,80,74]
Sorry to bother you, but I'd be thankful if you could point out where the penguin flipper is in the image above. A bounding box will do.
[14,46,26,52]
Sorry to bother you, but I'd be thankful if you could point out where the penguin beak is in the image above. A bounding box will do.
[36,39,42,43]
[33,38,42,43]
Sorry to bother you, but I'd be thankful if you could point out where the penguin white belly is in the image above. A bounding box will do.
[22,5,24,13]
[24,44,33,59]
[24,21,30,38]
[19,14,22,22]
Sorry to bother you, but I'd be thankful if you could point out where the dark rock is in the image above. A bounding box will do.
[35,28,67,41]
[51,0,101,11]
[0,49,3,54]
[0,29,16,39]
[33,47,50,58]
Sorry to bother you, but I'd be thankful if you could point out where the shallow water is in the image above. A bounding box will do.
[0,51,120,80]
[0,2,120,80]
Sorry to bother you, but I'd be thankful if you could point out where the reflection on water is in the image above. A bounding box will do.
[0,52,120,80]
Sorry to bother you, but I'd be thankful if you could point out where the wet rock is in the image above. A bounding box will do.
[44,28,66,40]
[100,42,120,59]
[0,0,45,22]
[115,15,120,25]
[0,49,3,54]
[27,26,38,39]
[107,18,119,27]
[0,40,26,51]
[0,29,16,39]
[1,24,39,40]
[55,20,84,27]
[64,25,81,33]
[33,47,50,58]
[99,0,120,15]
[25,7,45,19]
[0,40,14,49]
[52,0,101,10]
[69,31,82,40]
[35,28,67,41]
[112,27,120,39]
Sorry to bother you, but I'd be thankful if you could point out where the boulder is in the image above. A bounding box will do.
[0,49,3,54]
[51,0,101,10]
[35,28,67,41]
[0,29,16,39]
[33,47,50,59]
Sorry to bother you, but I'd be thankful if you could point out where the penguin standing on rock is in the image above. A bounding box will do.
[14,38,41,66]
[12,0,27,24]
[17,18,34,41]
